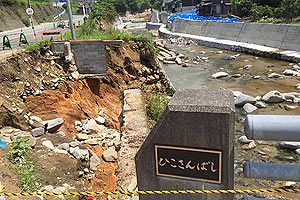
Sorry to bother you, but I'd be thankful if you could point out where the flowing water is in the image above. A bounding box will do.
[161,42,300,200]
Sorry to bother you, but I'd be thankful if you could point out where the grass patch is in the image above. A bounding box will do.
[275,150,300,162]
[64,21,158,58]
[9,138,39,192]
[146,92,168,121]
[25,39,51,53]
[21,17,30,27]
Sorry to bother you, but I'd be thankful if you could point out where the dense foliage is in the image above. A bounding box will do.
[0,0,50,6]
[232,0,300,23]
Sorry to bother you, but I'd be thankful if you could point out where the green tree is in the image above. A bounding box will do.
[250,5,273,20]
[91,0,118,21]
[231,0,254,17]
[280,0,300,20]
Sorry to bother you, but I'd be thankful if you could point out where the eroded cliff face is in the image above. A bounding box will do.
[0,41,169,194]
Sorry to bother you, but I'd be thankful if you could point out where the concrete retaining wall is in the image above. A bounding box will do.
[71,40,123,74]
[172,18,300,51]
[52,40,123,74]
[159,25,300,63]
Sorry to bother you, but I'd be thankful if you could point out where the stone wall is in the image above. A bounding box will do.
[52,40,123,75]
[172,18,300,51]
[70,40,123,74]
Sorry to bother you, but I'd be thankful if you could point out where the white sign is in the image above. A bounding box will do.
[26,8,34,15]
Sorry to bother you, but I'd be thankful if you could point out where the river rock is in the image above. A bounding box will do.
[42,140,54,150]
[69,141,79,147]
[76,133,89,141]
[283,92,300,101]
[253,76,261,79]
[293,97,300,103]
[235,93,256,106]
[58,143,70,151]
[53,148,68,154]
[31,127,45,137]
[226,54,240,60]
[262,90,285,103]
[43,118,64,133]
[89,151,101,171]
[296,84,300,90]
[175,57,182,65]
[72,148,89,160]
[85,139,98,145]
[71,71,80,80]
[283,69,300,76]
[255,101,266,108]
[53,186,67,193]
[244,65,252,70]
[232,74,242,78]
[102,147,118,162]
[211,72,229,78]
[238,136,253,144]
[243,103,257,113]
[243,141,257,150]
[284,105,297,111]
[94,116,105,125]
[30,116,43,123]
[232,91,243,98]
[293,64,300,70]
[268,73,283,78]
[279,142,300,150]
[83,119,100,133]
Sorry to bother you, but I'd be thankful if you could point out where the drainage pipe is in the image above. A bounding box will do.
[244,115,300,141]
[243,162,300,182]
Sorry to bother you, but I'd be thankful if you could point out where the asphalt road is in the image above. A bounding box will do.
[0,15,84,50]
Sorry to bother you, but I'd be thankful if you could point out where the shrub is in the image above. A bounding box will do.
[9,138,39,192]
[25,39,51,53]
[250,5,274,20]
[146,92,168,121]
[231,0,254,17]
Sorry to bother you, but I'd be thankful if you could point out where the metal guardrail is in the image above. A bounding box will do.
[2,32,28,50]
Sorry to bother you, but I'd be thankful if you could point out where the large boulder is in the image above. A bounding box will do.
[279,142,300,150]
[235,93,256,107]
[262,90,285,103]
[243,103,257,113]
[31,127,46,137]
[283,69,300,76]
[43,118,64,133]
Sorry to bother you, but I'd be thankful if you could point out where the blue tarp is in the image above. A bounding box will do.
[168,9,241,23]
[0,139,7,149]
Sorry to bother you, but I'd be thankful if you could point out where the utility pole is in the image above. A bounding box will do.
[66,0,76,40]
[27,0,37,42]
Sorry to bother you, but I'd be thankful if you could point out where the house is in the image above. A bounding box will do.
[196,0,231,17]
[162,0,231,16]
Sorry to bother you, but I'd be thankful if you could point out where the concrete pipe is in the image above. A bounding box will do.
[243,162,300,182]
[244,115,300,141]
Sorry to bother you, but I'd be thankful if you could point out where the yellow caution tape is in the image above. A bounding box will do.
[0,188,299,197]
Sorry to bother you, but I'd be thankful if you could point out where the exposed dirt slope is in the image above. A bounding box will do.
[0,41,168,196]
[0,4,57,31]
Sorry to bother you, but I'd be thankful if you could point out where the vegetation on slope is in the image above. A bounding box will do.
[231,0,300,23]
[9,138,39,191]
[0,0,51,6]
